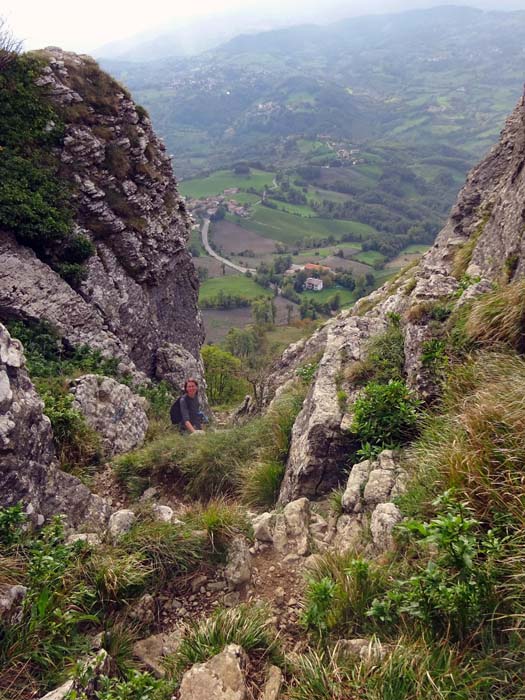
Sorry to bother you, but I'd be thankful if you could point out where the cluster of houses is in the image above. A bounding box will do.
[185,190,251,219]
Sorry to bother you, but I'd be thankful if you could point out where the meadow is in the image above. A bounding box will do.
[180,169,275,199]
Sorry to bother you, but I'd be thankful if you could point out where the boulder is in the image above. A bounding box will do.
[370,503,403,552]
[252,512,275,542]
[273,497,311,556]
[128,593,157,625]
[225,536,252,590]
[107,509,136,542]
[179,644,247,700]
[70,374,148,457]
[132,628,183,677]
[0,585,27,625]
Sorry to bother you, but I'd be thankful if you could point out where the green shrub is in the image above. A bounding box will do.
[66,669,168,700]
[368,494,502,641]
[301,576,340,643]
[201,345,247,406]
[301,552,388,642]
[36,380,102,471]
[406,353,525,528]
[1,517,98,694]
[182,498,252,552]
[296,361,319,384]
[0,502,26,547]
[351,380,420,449]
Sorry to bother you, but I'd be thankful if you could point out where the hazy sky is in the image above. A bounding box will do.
[4,0,525,53]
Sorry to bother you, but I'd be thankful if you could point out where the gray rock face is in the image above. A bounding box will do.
[261,665,283,700]
[0,585,27,625]
[132,628,183,677]
[272,498,311,556]
[270,94,525,502]
[340,451,406,553]
[70,374,148,457]
[0,323,111,529]
[278,315,385,503]
[155,342,205,393]
[0,49,203,379]
[179,644,247,700]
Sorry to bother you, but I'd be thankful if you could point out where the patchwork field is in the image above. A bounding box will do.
[211,220,278,255]
[228,205,376,245]
[180,169,275,199]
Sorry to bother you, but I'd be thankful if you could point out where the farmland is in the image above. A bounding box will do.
[180,169,275,199]
[199,275,272,303]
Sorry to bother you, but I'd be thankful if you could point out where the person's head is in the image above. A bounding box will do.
[184,378,199,398]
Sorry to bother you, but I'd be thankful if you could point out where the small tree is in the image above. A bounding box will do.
[0,18,21,70]
[201,345,243,406]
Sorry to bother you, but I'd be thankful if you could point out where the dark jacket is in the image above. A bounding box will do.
[179,394,202,431]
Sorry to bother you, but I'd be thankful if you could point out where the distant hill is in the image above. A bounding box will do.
[103,6,525,177]
[100,6,525,246]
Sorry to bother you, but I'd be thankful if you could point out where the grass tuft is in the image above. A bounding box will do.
[465,280,525,353]
[166,604,282,680]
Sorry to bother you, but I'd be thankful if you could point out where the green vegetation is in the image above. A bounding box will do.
[180,169,275,198]
[0,54,92,285]
[201,344,248,406]
[345,314,405,386]
[166,604,282,679]
[6,320,120,471]
[351,380,420,450]
[0,500,252,698]
[235,205,376,245]
[199,275,272,304]
[113,383,305,504]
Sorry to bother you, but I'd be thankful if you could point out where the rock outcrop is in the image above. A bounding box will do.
[0,323,110,529]
[0,49,203,380]
[70,374,148,456]
[179,644,247,700]
[268,92,525,504]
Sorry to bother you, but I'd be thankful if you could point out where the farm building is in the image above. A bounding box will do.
[304,277,324,291]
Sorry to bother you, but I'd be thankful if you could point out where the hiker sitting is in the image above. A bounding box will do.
[172,378,204,434]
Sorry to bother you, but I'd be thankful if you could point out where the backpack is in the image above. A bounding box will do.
[170,396,183,425]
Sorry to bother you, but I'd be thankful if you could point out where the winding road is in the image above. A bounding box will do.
[201,218,256,274]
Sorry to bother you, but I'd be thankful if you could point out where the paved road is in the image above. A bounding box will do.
[201,218,256,274]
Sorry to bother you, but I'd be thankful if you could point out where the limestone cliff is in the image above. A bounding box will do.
[0,49,203,379]
[269,91,525,503]
[0,323,111,529]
